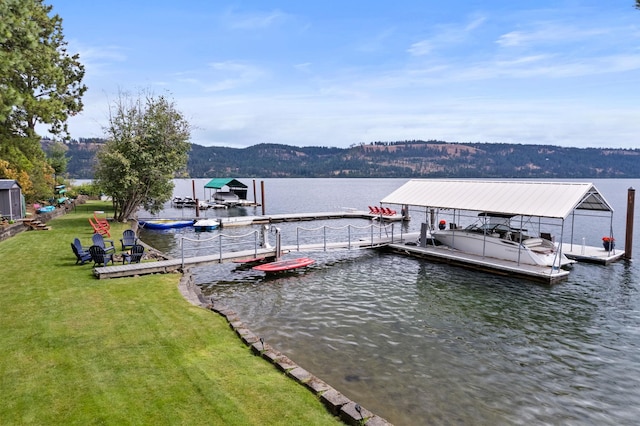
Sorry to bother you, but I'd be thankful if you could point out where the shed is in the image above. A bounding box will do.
[0,179,25,220]
[204,178,248,200]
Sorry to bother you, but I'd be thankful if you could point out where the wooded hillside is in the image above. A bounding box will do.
[61,139,640,179]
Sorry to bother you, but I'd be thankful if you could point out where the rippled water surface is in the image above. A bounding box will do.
[144,178,640,425]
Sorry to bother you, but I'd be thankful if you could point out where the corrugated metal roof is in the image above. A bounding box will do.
[204,178,248,189]
[380,179,613,219]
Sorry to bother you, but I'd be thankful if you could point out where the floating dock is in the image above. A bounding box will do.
[93,234,400,279]
[219,210,405,227]
[93,247,281,279]
[138,210,405,229]
[386,238,571,284]
[561,243,625,265]
[103,210,624,283]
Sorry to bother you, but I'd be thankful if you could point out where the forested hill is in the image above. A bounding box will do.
[61,139,640,179]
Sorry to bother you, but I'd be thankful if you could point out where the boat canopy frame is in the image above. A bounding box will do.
[381,179,616,254]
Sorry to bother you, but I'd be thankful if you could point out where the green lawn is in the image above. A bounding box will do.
[0,201,341,425]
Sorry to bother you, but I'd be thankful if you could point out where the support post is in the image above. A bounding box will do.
[261,180,266,216]
[625,187,635,260]
[192,180,199,217]
[253,179,257,205]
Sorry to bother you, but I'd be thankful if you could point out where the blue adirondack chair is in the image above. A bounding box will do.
[92,233,115,254]
[89,245,114,267]
[71,238,91,264]
[122,244,145,264]
[120,229,138,251]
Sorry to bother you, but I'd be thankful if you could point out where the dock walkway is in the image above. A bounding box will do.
[93,234,401,279]
[93,247,279,279]
[95,217,623,283]
[219,210,404,227]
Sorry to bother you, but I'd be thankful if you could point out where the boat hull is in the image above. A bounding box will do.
[432,230,572,268]
[193,219,220,231]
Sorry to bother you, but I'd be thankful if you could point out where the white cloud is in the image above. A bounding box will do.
[223,8,289,30]
[496,23,610,48]
[407,40,432,57]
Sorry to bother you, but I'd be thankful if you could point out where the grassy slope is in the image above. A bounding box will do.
[0,201,340,425]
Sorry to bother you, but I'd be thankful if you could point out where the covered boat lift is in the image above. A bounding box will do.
[380,180,623,283]
[204,178,256,207]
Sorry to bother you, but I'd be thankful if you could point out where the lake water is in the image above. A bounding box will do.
[140,178,640,425]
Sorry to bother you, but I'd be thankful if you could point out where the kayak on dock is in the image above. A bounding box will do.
[252,257,315,273]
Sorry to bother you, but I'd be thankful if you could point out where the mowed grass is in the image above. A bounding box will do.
[0,201,341,425]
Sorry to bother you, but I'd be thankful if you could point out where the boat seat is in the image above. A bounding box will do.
[522,237,543,247]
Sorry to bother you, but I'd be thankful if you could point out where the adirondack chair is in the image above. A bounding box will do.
[122,244,145,264]
[89,245,114,267]
[73,237,89,254]
[92,233,115,254]
[383,207,397,215]
[71,239,91,265]
[93,211,110,227]
[89,217,110,237]
[120,229,138,251]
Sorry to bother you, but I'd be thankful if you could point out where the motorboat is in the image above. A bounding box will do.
[172,197,209,210]
[212,191,240,206]
[193,218,220,231]
[432,213,574,268]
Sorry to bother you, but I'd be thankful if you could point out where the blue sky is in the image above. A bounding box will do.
[49,0,640,148]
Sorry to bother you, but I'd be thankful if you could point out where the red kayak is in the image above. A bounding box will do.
[252,257,315,273]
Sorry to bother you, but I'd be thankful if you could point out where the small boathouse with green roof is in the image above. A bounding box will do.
[204,178,261,207]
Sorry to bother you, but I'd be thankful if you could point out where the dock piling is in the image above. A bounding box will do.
[625,187,635,260]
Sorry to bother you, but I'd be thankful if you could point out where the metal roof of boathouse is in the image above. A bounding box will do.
[204,178,247,189]
[381,180,613,219]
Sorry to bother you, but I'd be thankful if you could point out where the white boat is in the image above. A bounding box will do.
[432,213,574,268]
[213,191,240,206]
[172,197,209,210]
[193,218,220,231]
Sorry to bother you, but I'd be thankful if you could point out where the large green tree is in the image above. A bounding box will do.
[1,0,86,139]
[0,0,86,202]
[0,0,36,122]
[94,93,191,222]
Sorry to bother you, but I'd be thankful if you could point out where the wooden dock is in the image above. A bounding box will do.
[93,247,280,279]
[93,234,402,279]
[94,221,623,282]
[219,210,405,227]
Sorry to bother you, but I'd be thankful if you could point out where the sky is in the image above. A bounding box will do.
[46,0,640,149]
